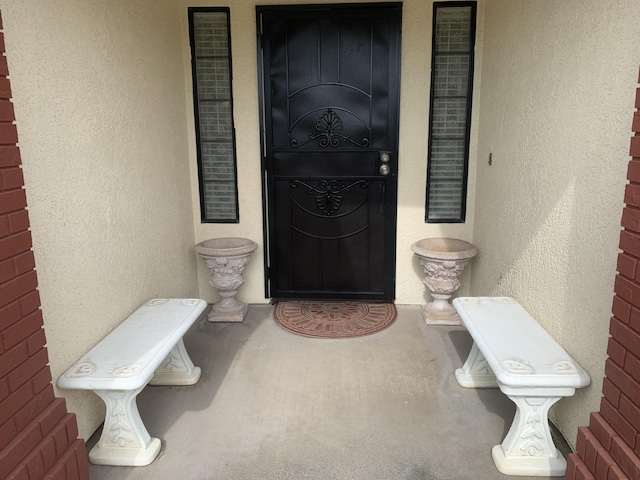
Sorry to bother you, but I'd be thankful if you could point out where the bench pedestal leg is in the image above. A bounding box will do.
[492,395,566,476]
[150,338,201,386]
[455,342,499,388]
[89,387,161,466]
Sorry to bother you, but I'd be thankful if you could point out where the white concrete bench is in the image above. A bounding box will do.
[452,297,590,477]
[58,298,207,466]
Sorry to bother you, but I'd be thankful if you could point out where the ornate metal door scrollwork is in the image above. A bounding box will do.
[259,5,401,299]
[290,108,370,149]
[291,179,369,216]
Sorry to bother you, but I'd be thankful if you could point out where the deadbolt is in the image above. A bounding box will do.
[379,151,391,163]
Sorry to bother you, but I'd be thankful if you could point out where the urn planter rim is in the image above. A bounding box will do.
[195,237,258,257]
[411,237,478,261]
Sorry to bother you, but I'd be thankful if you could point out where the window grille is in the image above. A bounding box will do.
[189,8,239,222]
[426,2,476,223]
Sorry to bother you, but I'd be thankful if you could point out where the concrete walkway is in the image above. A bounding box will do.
[87,304,570,480]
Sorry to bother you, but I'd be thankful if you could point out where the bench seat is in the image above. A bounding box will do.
[58,298,207,466]
[453,297,590,477]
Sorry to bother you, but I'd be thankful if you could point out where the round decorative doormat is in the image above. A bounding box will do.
[273,302,397,339]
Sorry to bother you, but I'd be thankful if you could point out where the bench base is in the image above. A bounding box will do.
[89,437,162,467]
[89,340,202,466]
[457,341,571,476]
[149,338,201,386]
[91,386,161,466]
[495,394,567,476]
[492,445,566,477]
[149,366,201,386]
[455,343,499,388]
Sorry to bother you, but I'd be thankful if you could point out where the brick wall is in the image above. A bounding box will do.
[566,70,640,480]
[0,12,89,480]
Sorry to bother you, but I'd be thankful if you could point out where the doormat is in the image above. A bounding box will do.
[273,302,397,339]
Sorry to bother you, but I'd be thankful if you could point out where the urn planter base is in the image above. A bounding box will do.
[208,301,249,323]
[421,300,461,326]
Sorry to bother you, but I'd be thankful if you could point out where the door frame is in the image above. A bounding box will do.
[256,3,402,301]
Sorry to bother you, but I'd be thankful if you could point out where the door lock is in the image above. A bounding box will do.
[379,151,391,175]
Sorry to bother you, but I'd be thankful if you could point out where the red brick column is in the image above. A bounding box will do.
[565,70,640,480]
[0,12,89,480]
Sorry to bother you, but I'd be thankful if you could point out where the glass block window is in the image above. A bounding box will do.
[426,3,476,223]
[189,8,239,222]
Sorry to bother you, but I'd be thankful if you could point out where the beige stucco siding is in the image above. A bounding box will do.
[472,0,640,447]
[0,0,197,439]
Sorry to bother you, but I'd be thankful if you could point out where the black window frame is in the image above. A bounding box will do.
[189,7,240,223]
[425,1,477,223]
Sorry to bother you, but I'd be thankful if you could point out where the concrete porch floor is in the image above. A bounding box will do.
[87,304,571,480]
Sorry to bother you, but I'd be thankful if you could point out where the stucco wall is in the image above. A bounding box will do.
[0,0,198,439]
[473,0,640,447]
[182,0,480,306]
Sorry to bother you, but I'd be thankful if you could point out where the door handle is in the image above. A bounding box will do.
[379,164,390,176]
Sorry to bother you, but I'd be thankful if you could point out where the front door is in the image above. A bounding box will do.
[259,4,402,301]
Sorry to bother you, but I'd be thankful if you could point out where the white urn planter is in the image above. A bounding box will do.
[195,237,258,323]
[411,237,478,326]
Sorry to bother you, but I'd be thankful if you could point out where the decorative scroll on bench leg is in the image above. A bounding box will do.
[492,394,566,476]
[149,338,201,386]
[90,386,161,466]
[455,342,499,388]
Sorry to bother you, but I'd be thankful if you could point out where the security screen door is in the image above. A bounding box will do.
[258,4,401,301]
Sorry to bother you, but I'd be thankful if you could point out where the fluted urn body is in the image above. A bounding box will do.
[411,238,478,325]
[195,238,258,322]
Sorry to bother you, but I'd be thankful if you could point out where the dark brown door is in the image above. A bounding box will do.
[258,4,401,301]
